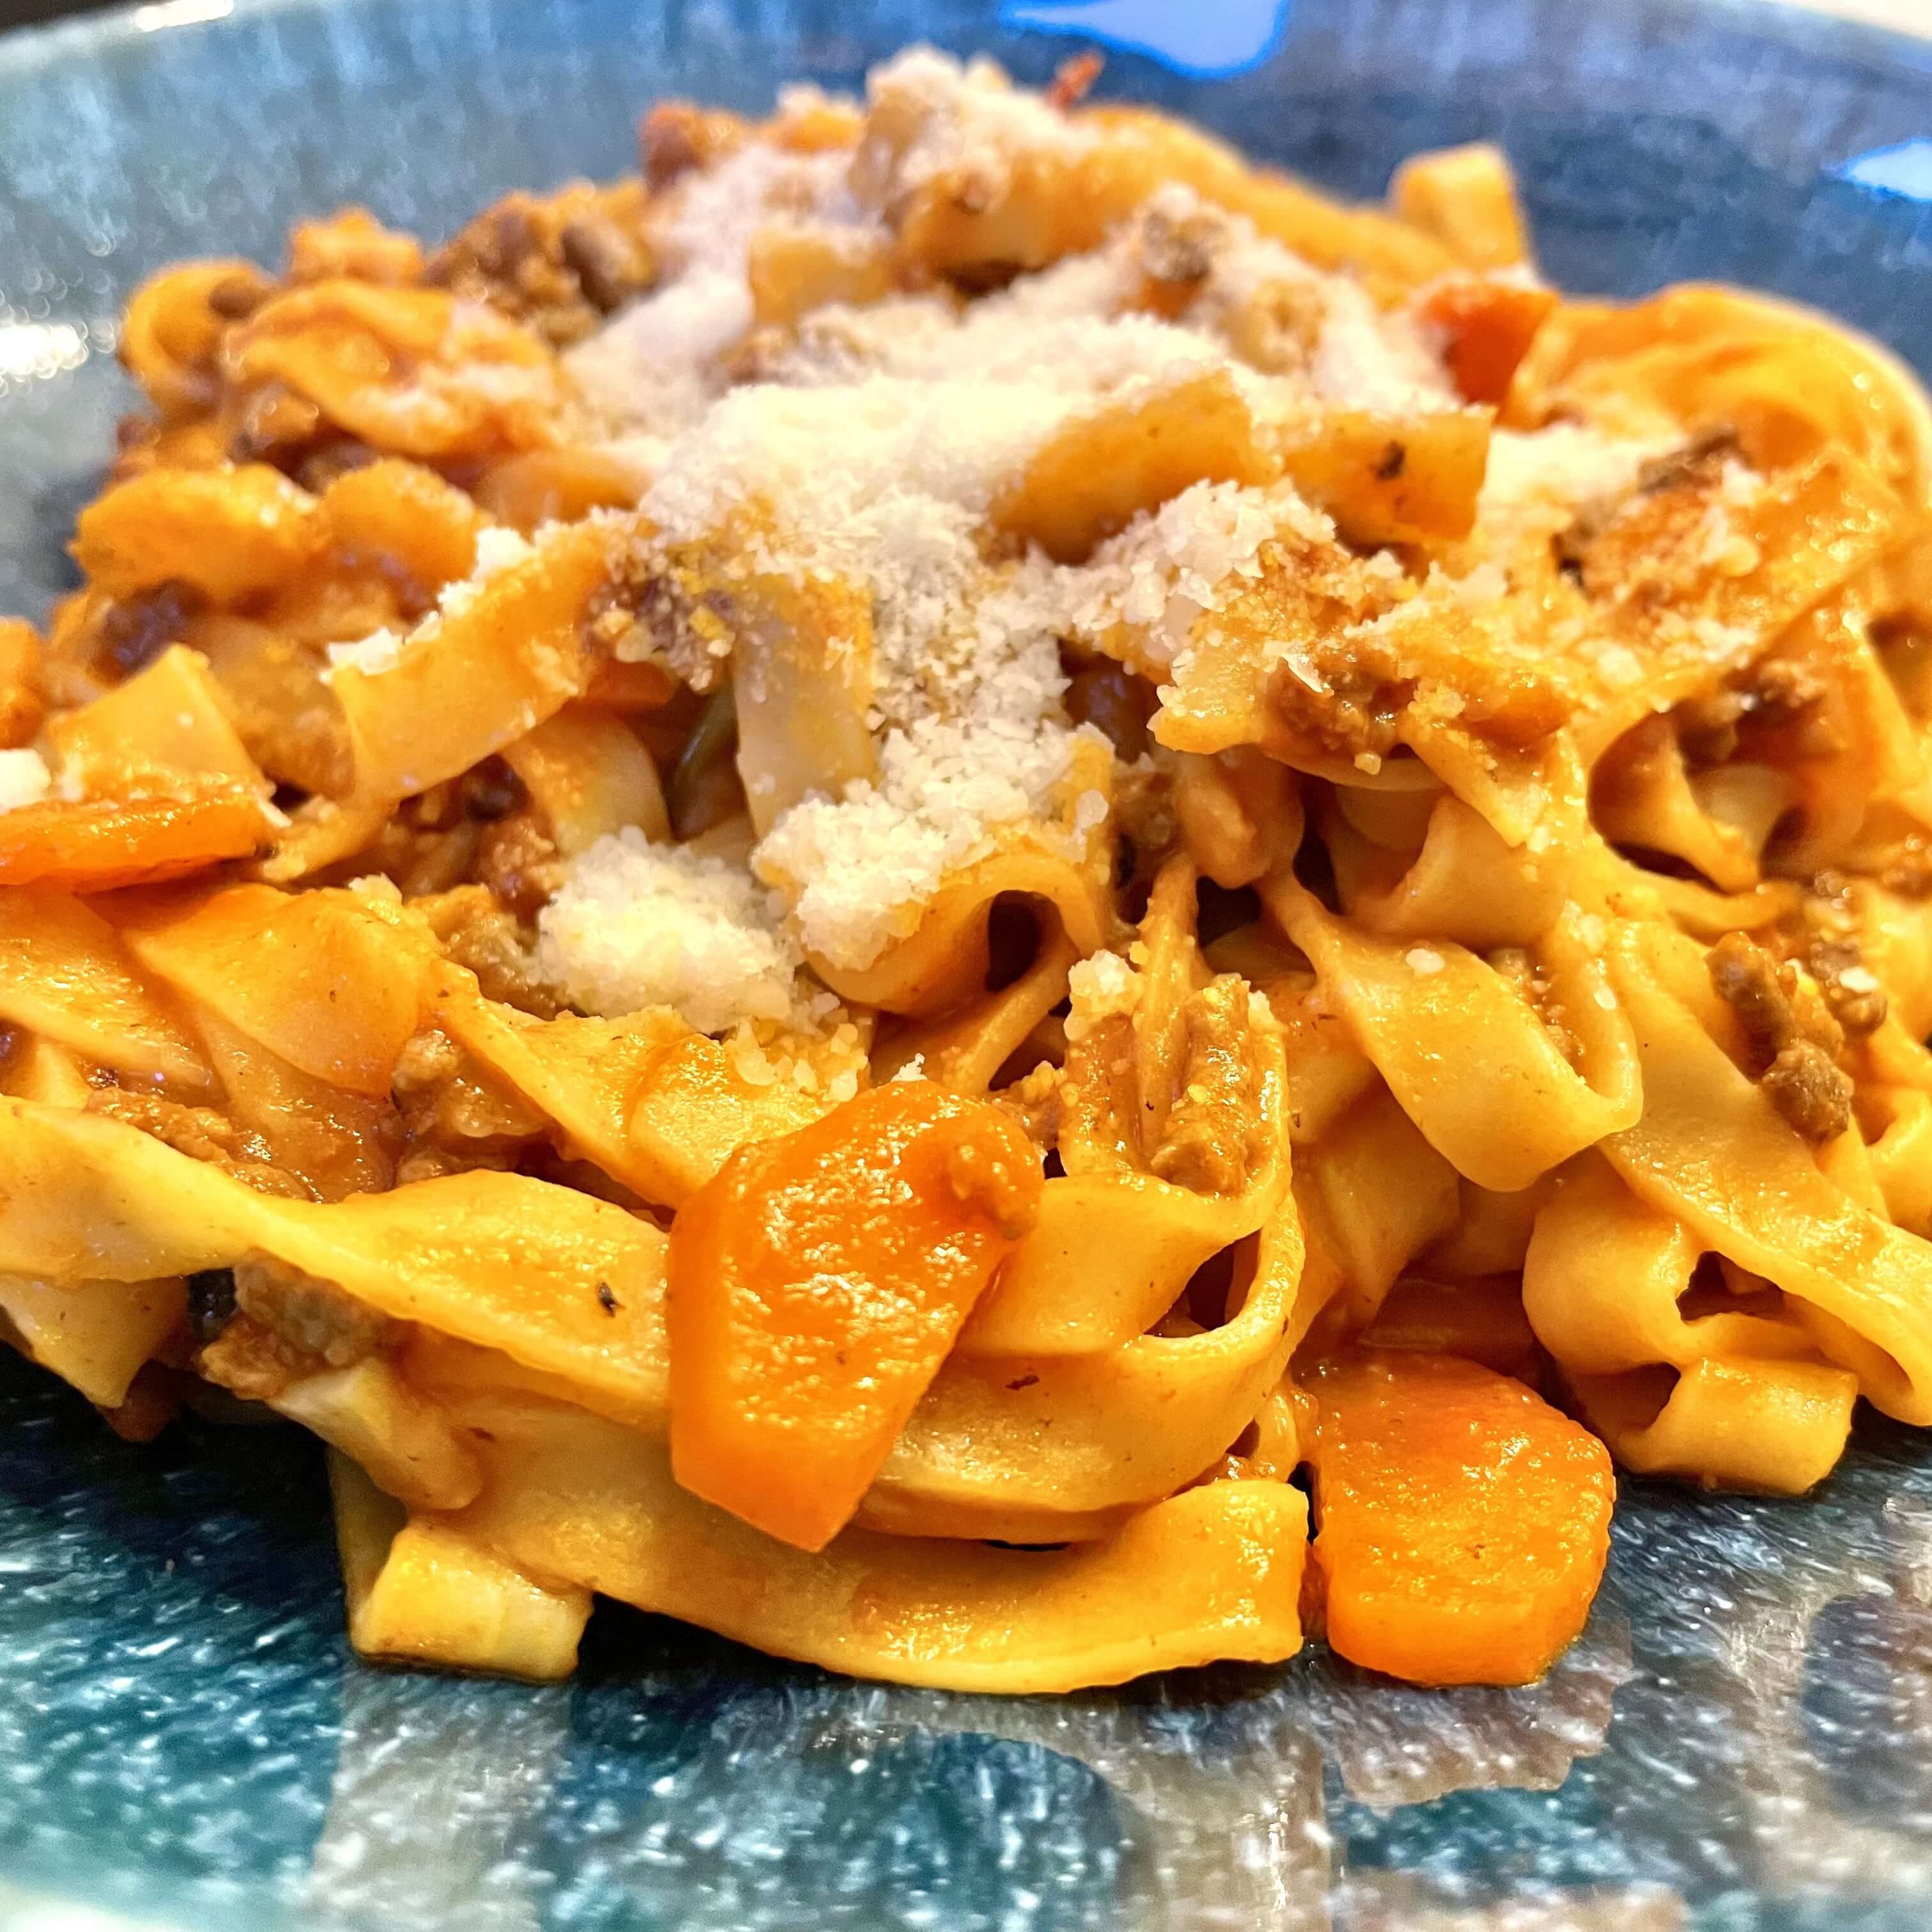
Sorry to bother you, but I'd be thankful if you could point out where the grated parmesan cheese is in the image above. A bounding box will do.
[326,522,537,679]
[441,525,534,614]
[0,747,52,813]
[326,627,404,678]
[753,712,1100,971]
[857,47,1094,203]
[1064,948,1143,1043]
[1477,424,1671,556]
[565,140,868,438]
[535,829,806,1033]
[544,52,1674,986]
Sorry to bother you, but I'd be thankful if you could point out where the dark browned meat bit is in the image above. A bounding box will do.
[96,582,197,682]
[1137,202,1218,287]
[1557,424,1742,578]
[461,756,526,824]
[233,1254,397,1367]
[1800,873,1890,1039]
[1760,1044,1855,1145]
[639,101,744,190]
[425,191,656,346]
[1634,423,1742,496]
[206,268,273,321]
[1706,930,1853,1142]
[293,438,384,493]
[558,217,644,314]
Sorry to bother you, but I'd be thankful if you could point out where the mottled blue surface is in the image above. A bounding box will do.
[4,0,1932,1925]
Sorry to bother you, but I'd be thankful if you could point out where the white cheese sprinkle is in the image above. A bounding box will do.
[535,829,806,1034]
[0,747,52,813]
[1064,949,1144,1041]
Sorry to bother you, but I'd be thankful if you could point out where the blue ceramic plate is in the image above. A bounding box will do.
[6,1,1932,1926]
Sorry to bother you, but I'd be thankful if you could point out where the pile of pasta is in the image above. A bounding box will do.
[3,50,1932,1694]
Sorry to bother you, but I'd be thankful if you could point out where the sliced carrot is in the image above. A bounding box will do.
[0,788,268,892]
[1421,277,1558,407]
[667,1082,1043,1551]
[1307,1350,1614,1685]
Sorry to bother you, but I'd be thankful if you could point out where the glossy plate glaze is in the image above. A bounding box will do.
[4,1,1932,1926]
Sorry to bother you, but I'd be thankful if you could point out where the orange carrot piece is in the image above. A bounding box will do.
[1422,278,1558,406]
[0,788,267,892]
[667,1082,1042,1551]
[1307,1350,1614,1685]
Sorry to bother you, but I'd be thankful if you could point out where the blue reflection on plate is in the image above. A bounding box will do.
[3,0,1932,1925]
[995,0,1294,78]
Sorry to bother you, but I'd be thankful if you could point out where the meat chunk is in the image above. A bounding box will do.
[233,1253,396,1365]
[1800,874,1889,1039]
[1706,930,1852,1143]
[1149,976,1269,1195]
[86,1087,316,1198]
[392,1024,547,1183]
[424,187,656,346]
[1761,1043,1855,1146]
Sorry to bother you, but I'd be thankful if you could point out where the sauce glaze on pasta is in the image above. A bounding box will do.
[3,49,1931,1691]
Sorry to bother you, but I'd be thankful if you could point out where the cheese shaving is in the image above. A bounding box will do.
[535,829,805,1034]
[0,747,52,813]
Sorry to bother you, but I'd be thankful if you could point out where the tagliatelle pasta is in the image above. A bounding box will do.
[3,49,1932,1695]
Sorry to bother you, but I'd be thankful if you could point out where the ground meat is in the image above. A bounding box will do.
[1007,1059,1065,1154]
[475,810,564,922]
[558,217,643,314]
[1878,837,1932,898]
[424,188,656,346]
[392,1025,547,1183]
[461,756,525,823]
[86,1088,316,1198]
[1271,663,1411,766]
[1798,874,1890,1039]
[411,884,560,1016]
[292,438,384,493]
[226,379,328,466]
[1110,758,1182,893]
[1149,976,1268,1194]
[1761,1042,1854,1145]
[1044,51,1104,110]
[638,101,746,190]
[195,1313,326,1404]
[232,1253,397,1367]
[1681,654,1835,769]
[102,586,201,679]
[1706,930,1853,1142]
